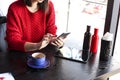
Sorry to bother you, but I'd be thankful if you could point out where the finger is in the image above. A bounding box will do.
[53,40,63,47]
[51,42,57,46]
[42,38,49,42]
[39,40,49,50]
[43,35,51,42]
[56,38,64,44]
[46,33,55,38]
[57,37,64,41]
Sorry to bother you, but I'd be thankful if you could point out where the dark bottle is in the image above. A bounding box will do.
[82,25,91,51]
[82,25,91,61]
[90,28,99,54]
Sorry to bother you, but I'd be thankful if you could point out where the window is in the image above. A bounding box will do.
[52,0,108,50]
[113,13,120,60]
[0,0,15,15]
[109,15,120,80]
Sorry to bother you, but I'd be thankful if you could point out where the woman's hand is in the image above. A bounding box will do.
[39,33,51,49]
[39,33,56,49]
[39,33,64,49]
[50,37,64,48]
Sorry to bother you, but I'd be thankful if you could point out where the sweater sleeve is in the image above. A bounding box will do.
[6,3,26,52]
[46,1,57,35]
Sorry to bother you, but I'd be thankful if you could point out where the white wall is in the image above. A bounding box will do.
[0,0,16,16]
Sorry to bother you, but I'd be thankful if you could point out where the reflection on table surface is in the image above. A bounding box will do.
[58,46,91,63]
[57,39,92,63]
[0,44,120,80]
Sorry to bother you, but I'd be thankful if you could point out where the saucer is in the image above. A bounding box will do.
[27,59,50,69]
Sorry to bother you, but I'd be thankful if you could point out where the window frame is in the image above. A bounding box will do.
[104,0,120,56]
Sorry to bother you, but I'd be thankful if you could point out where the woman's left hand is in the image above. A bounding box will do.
[50,37,64,48]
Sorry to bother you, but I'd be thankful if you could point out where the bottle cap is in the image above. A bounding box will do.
[87,25,91,32]
[102,32,113,41]
[94,28,99,34]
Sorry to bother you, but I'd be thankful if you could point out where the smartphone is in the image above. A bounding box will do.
[58,32,70,39]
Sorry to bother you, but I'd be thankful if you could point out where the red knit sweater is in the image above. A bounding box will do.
[6,0,57,52]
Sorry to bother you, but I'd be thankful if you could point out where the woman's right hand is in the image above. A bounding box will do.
[39,33,55,50]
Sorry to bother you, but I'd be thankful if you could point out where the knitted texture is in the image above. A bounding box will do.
[6,0,57,52]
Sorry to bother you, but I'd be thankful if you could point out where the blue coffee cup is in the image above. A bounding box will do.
[28,52,46,66]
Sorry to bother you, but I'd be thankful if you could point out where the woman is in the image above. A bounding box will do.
[6,0,64,52]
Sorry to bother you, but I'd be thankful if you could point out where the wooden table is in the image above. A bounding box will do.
[0,45,120,80]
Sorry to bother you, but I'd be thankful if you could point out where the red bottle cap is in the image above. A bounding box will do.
[94,28,99,34]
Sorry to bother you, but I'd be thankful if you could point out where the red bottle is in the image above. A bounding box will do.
[90,28,99,54]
